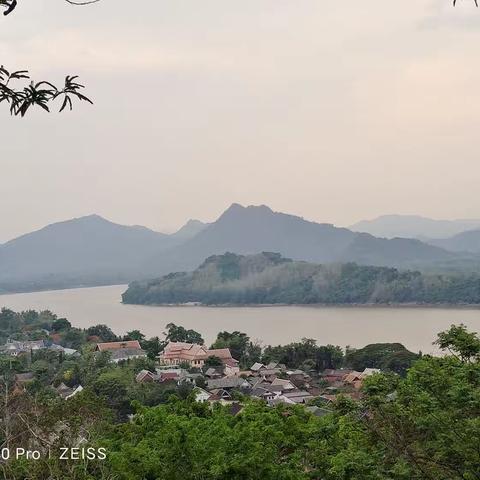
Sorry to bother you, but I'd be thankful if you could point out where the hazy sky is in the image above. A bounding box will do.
[1,0,480,242]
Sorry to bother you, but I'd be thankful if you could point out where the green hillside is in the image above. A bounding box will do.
[122,252,480,305]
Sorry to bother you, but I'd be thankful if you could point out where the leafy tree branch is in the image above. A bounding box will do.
[0,66,92,117]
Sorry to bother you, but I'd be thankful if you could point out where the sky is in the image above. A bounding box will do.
[1,0,480,242]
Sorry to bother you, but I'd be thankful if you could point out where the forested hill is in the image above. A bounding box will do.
[122,252,480,305]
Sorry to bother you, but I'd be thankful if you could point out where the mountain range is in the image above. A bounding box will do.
[1,204,479,293]
[350,214,480,240]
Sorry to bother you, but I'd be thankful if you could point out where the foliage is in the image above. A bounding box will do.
[0,66,92,117]
[52,317,72,332]
[203,355,223,368]
[86,324,118,342]
[211,330,261,367]
[263,338,344,371]
[123,253,480,306]
[434,323,480,362]
[164,323,204,345]
[346,343,419,375]
[0,309,478,479]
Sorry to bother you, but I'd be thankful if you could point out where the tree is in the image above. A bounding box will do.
[263,338,344,372]
[123,330,145,342]
[346,342,418,374]
[61,328,86,349]
[142,336,164,360]
[92,369,132,419]
[0,67,92,117]
[434,324,480,362]
[360,337,480,479]
[164,323,204,345]
[86,324,118,342]
[51,318,71,332]
[203,356,223,368]
[211,331,249,363]
[1,0,96,116]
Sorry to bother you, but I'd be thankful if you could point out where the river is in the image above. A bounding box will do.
[1,285,479,354]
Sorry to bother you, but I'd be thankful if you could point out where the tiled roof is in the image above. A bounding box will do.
[250,362,264,371]
[271,378,295,388]
[160,342,237,363]
[97,340,141,351]
[207,377,249,390]
[159,372,180,381]
[110,348,146,360]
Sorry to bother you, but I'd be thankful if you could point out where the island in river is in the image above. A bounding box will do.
[122,252,480,306]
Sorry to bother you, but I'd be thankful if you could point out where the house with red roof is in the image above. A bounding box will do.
[96,340,147,363]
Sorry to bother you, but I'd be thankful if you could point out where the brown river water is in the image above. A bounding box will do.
[1,284,480,354]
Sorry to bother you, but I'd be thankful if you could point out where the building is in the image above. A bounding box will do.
[206,376,250,391]
[194,387,212,403]
[279,390,315,404]
[0,340,78,357]
[55,383,84,400]
[1,340,46,356]
[96,340,142,352]
[135,370,157,383]
[158,342,239,373]
[96,340,147,363]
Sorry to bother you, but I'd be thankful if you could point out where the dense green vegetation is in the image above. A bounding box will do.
[123,252,480,305]
[0,307,478,479]
[346,343,420,375]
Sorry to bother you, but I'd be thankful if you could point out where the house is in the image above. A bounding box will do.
[250,362,264,372]
[251,386,277,402]
[343,371,363,389]
[48,343,79,356]
[96,341,147,363]
[206,377,250,391]
[194,387,211,403]
[158,342,239,373]
[323,369,352,384]
[361,368,381,378]
[65,385,83,400]
[1,340,46,356]
[135,370,157,383]
[55,383,84,400]
[181,372,204,385]
[96,340,142,351]
[158,371,180,383]
[287,371,311,389]
[208,388,232,403]
[109,348,147,363]
[223,358,241,377]
[204,368,222,379]
[259,368,281,377]
[1,340,79,357]
[279,390,315,404]
[271,378,296,391]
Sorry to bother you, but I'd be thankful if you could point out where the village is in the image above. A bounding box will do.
[0,335,381,412]
[96,338,382,414]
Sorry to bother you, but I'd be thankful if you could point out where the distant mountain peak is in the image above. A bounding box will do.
[172,219,207,241]
[350,214,480,240]
[220,203,274,219]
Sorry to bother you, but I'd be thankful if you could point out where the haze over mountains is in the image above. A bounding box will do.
[0,204,479,293]
[0,214,204,291]
[350,215,480,240]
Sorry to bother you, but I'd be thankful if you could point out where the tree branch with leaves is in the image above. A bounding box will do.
[0,66,92,117]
